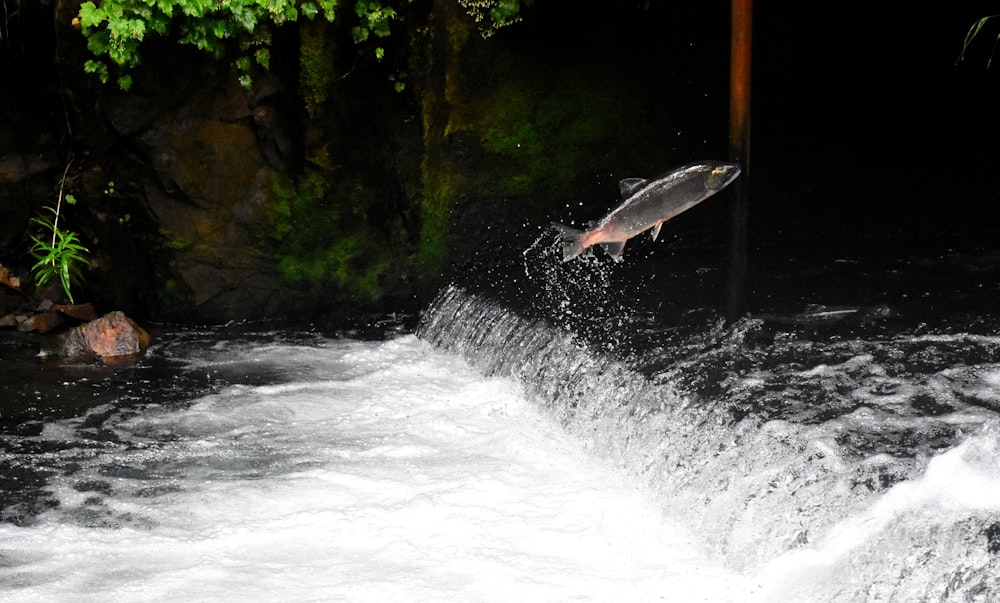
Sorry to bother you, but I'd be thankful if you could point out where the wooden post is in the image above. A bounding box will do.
[727,0,752,322]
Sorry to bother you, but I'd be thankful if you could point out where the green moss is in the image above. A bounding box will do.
[490,81,622,194]
[161,230,192,251]
[260,168,408,303]
[444,49,639,199]
[417,76,452,276]
[277,235,390,302]
[418,150,461,273]
[157,275,194,318]
[270,198,293,239]
[299,20,338,119]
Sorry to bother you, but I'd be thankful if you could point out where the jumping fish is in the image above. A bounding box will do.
[551,161,741,262]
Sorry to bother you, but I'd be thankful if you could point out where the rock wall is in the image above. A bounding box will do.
[105,67,300,320]
[1,2,730,324]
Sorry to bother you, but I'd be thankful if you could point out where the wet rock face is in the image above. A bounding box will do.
[103,70,301,321]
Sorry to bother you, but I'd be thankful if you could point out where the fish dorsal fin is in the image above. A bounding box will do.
[650,222,663,241]
[619,178,647,198]
[600,241,626,262]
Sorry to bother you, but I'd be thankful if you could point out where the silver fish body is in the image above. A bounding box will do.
[552,161,741,262]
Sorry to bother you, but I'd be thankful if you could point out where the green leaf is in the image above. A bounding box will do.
[86,30,111,56]
[211,19,228,39]
[83,60,110,83]
[230,5,258,31]
[180,0,214,18]
[255,47,271,69]
[78,2,107,29]
[318,0,339,18]
[959,15,1000,67]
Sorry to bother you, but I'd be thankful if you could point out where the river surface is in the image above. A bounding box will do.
[2,237,1000,601]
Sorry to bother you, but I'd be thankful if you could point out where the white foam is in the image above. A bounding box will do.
[0,335,743,602]
[749,425,1000,601]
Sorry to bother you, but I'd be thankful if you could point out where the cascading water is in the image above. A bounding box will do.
[417,234,1000,601]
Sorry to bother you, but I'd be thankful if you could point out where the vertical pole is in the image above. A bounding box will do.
[727,0,752,322]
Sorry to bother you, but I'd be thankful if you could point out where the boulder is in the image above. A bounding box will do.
[17,311,64,334]
[52,302,99,322]
[0,263,21,290]
[62,311,151,363]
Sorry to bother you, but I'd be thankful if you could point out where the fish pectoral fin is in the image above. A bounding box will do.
[650,222,663,241]
[600,241,626,262]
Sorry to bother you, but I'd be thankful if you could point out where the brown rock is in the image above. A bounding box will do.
[17,311,65,334]
[52,303,99,322]
[62,311,151,363]
[0,153,52,185]
[0,264,20,290]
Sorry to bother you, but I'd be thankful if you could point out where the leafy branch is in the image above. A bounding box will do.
[75,0,523,91]
[29,156,90,304]
[456,0,522,37]
[76,0,409,90]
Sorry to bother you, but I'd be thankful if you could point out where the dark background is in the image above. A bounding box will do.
[2,1,999,320]
[750,3,1000,249]
[505,1,1000,253]
[462,1,1000,330]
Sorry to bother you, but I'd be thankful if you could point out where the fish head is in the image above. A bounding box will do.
[705,162,741,192]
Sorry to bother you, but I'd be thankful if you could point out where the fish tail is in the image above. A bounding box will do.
[550,222,585,262]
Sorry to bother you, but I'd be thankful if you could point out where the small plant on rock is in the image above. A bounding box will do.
[29,159,90,304]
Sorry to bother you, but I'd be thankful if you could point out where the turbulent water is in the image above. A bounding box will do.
[420,284,1000,601]
[0,330,744,602]
[419,234,1000,600]
[2,236,1000,601]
